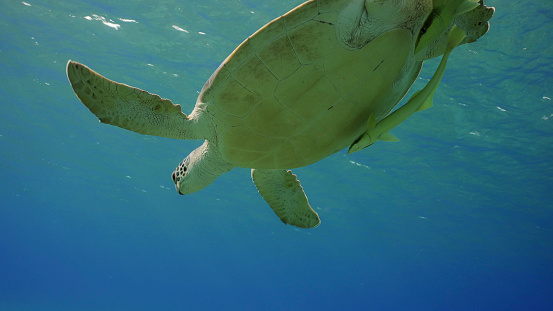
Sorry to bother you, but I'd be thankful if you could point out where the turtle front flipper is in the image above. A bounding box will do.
[251,169,320,229]
[348,26,467,154]
[66,60,201,140]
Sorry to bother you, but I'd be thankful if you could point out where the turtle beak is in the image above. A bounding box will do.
[176,181,184,195]
[171,171,185,195]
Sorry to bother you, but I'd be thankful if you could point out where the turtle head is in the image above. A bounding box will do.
[414,0,479,54]
[171,149,206,195]
[171,141,233,195]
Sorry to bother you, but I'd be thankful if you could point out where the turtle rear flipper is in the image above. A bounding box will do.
[252,169,320,229]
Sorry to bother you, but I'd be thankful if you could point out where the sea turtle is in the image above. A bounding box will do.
[67,0,494,228]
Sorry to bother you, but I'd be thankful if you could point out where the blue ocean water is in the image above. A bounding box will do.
[1,0,552,310]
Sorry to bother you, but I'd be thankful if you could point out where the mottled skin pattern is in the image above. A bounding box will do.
[67,0,494,228]
[66,63,201,140]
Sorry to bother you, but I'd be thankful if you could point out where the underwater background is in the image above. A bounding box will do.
[1,0,552,310]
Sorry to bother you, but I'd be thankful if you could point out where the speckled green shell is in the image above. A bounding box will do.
[198,0,410,169]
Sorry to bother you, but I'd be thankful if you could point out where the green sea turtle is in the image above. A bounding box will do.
[67,0,494,228]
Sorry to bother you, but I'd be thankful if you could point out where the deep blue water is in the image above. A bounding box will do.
[1,0,552,310]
